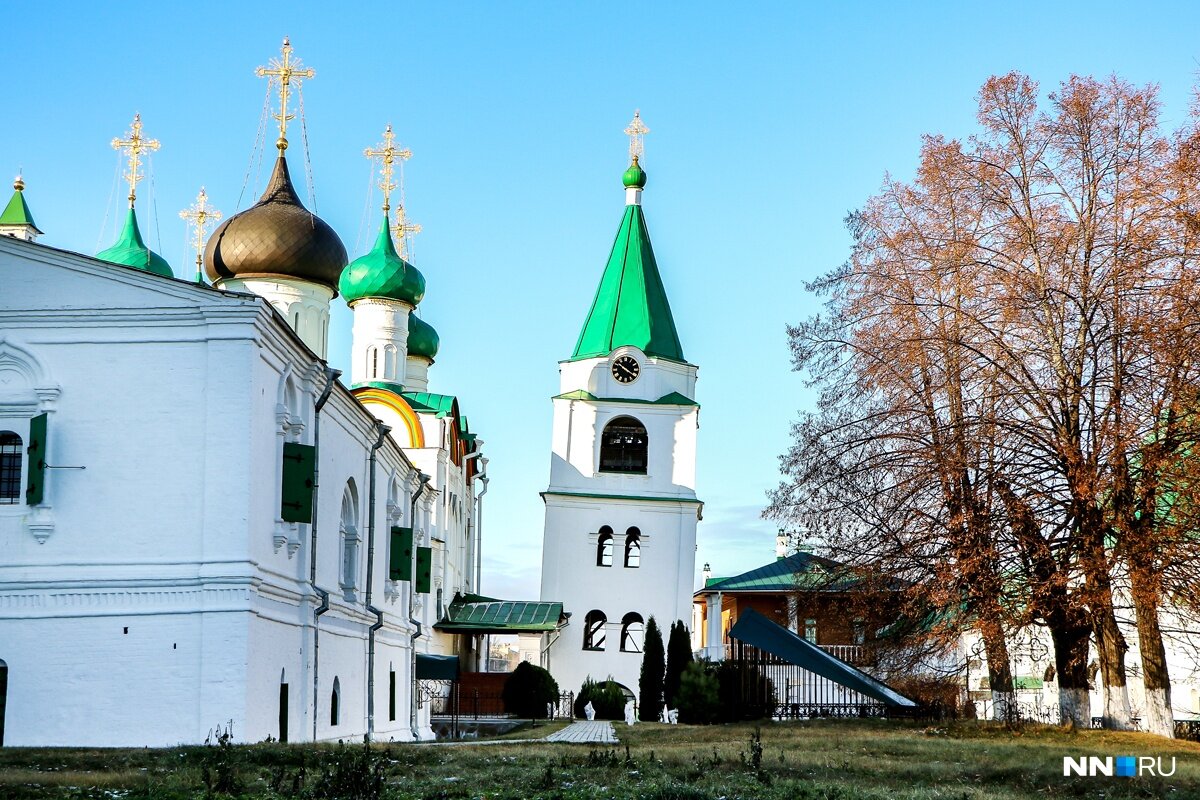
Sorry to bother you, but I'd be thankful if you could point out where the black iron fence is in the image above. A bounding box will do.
[431,687,576,721]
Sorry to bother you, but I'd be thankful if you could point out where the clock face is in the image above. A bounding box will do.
[612,355,641,384]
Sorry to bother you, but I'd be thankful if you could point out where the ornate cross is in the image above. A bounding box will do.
[179,188,222,284]
[391,204,422,260]
[111,114,160,207]
[364,124,412,213]
[624,109,649,163]
[256,37,315,152]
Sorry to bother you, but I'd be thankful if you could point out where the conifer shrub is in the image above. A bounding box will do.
[638,616,665,721]
[574,676,627,720]
[664,620,694,708]
[676,662,720,724]
[502,661,560,719]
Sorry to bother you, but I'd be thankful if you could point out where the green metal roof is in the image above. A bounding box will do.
[0,184,41,232]
[571,175,685,363]
[554,389,698,407]
[434,592,567,633]
[97,207,173,277]
[339,214,426,306]
[729,609,916,708]
[402,391,459,418]
[354,380,406,395]
[697,551,860,593]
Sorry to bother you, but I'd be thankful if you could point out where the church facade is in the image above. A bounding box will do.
[0,41,484,746]
[538,138,702,698]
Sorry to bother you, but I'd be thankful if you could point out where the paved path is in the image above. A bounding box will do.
[544,720,619,744]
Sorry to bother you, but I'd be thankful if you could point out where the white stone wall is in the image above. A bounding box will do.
[0,237,476,745]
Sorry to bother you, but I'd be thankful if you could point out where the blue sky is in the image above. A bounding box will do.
[7,2,1200,600]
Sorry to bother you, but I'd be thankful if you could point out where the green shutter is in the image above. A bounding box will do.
[390,526,414,581]
[416,546,433,594]
[25,412,47,506]
[280,443,316,523]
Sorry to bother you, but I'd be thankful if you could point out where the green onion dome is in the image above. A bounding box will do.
[204,155,347,290]
[338,215,426,306]
[622,157,647,189]
[407,314,440,361]
[97,207,173,277]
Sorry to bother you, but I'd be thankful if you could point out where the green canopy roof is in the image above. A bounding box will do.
[97,207,173,277]
[415,653,460,681]
[729,609,916,708]
[0,181,41,233]
[571,166,685,363]
[434,592,568,634]
[698,551,861,594]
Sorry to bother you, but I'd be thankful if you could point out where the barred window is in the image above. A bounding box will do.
[0,431,21,504]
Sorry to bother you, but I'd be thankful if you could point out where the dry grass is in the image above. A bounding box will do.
[0,719,1197,799]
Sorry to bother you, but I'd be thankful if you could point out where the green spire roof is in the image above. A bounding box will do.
[339,214,426,306]
[571,165,685,362]
[0,177,42,233]
[408,314,440,361]
[96,207,173,277]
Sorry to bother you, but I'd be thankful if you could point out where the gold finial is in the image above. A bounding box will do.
[256,37,315,153]
[364,124,412,213]
[13,172,24,192]
[111,114,160,207]
[390,203,422,260]
[179,187,222,284]
[624,109,649,163]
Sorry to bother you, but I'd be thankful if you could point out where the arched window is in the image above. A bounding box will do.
[330,676,341,726]
[384,344,397,378]
[596,525,613,567]
[340,482,360,594]
[583,610,607,651]
[598,416,648,474]
[624,527,641,568]
[620,612,644,653]
[368,346,379,379]
[0,432,22,504]
[805,618,818,643]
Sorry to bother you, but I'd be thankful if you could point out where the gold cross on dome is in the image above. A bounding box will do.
[364,125,412,213]
[256,37,315,152]
[179,188,222,283]
[390,204,422,259]
[111,114,160,207]
[624,109,649,163]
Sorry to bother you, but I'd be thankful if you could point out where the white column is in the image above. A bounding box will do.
[787,596,799,634]
[705,592,724,661]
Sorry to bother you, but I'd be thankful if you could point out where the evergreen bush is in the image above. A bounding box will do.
[574,676,627,720]
[664,620,694,708]
[676,662,720,724]
[501,661,560,719]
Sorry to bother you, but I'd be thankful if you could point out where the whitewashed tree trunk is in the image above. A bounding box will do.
[1103,682,1135,730]
[1143,687,1176,738]
[1059,688,1089,728]
[991,691,1015,722]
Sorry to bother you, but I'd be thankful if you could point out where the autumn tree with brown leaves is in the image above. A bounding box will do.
[770,72,1200,736]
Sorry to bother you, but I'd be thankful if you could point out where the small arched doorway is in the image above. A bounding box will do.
[278,668,288,743]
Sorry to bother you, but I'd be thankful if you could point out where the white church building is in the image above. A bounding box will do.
[0,41,488,746]
[538,136,702,697]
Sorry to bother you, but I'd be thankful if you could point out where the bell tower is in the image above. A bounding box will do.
[539,113,701,698]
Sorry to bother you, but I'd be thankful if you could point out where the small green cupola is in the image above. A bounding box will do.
[97,207,173,277]
[407,314,440,361]
[339,214,427,306]
[0,174,44,241]
[622,157,647,189]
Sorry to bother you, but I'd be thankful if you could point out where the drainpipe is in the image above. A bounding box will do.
[310,365,341,742]
[464,448,488,670]
[365,419,392,739]
[408,472,431,740]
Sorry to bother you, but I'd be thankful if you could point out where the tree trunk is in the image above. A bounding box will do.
[979,617,1015,722]
[1091,598,1134,730]
[1048,618,1092,728]
[1130,565,1175,738]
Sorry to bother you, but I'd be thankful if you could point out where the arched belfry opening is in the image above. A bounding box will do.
[599,416,648,474]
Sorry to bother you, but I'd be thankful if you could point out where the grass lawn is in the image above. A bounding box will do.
[1,719,1198,799]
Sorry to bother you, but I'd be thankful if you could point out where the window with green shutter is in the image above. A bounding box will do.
[25,413,47,506]
[280,443,316,523]
[390,526,413,581]
[416,546,432,594]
